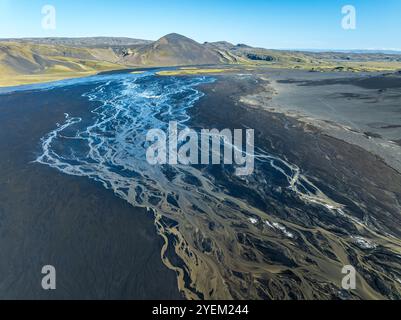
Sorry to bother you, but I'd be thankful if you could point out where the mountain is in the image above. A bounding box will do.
[1,33,401,86]
[0,42,123,73]
[0,37,152,48]
[204,41,236,51]
[122,33,226,66]
[0,41,125,86]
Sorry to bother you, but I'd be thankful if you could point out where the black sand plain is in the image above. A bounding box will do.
[0,68,401,300]
[0,84,182,299]
[184,70,401,299]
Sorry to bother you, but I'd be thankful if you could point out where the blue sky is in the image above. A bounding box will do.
[0,0,400,50]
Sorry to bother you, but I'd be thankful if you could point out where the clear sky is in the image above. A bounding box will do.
[0,0,400,50]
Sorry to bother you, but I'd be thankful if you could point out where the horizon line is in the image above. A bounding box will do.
[1,36,401,53]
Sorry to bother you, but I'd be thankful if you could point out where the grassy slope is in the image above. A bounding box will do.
[225,47,401,72]
[0,42,125,87]
[1,39,401,87]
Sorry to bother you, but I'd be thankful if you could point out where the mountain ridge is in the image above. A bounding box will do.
[1,33,401,86]
[121,33,228,66]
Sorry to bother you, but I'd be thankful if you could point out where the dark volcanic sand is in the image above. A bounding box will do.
[0,85,182,299]
[192,75,401,238]
[186,74,401,299]
[1,70,401,300]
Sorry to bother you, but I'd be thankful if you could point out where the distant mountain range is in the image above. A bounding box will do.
[1,33,401,86]
[0,37,153,47]
[298,49,401,55]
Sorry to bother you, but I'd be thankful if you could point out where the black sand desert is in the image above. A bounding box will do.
[1,63,401,300]
[1,7,401,300]
[0,84,181,299]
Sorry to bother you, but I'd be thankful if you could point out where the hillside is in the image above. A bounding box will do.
[1,33,401,86]
[0,41,125,86]
[0,37,152,48]
[122,33,227,66]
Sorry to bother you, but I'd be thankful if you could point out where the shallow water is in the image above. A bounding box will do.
[33,72,401,299]
[35,72,340,214]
